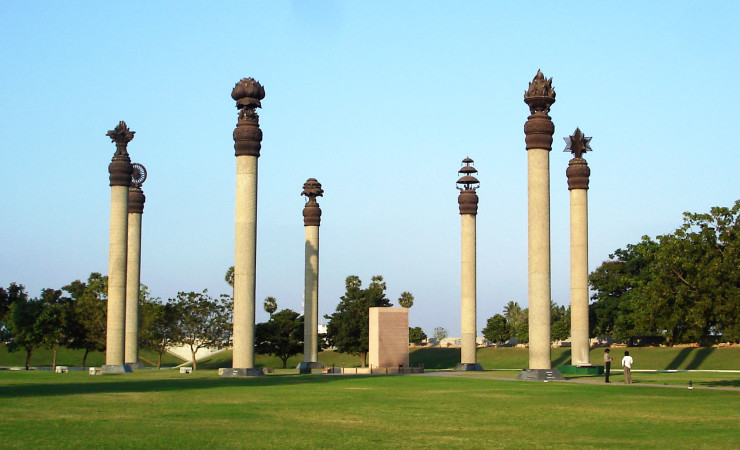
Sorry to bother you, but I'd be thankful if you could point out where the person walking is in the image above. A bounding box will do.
[621,351,634,384]
[603,348,613,383]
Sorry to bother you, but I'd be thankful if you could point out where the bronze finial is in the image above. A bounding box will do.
[107,121,135,156]
[457,158,479,215]
[232,77,265,158]
[523,70,556,150]
[524,69,556,114]
[563,127,592,159]
[565,128,592,190]
[302,178,323,226]
[107,121,133,187]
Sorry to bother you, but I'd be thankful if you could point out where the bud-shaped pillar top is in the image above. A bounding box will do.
[564,128,592,190]
[128,163,148,214]
[523,70,556,150]
[457,157,479,215]
[107,121,134,187]
[302,178,323,226]
[232,77,265,158]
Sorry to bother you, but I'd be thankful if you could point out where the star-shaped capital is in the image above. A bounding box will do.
[563,127,592,159]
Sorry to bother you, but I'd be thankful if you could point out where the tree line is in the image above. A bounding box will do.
[480,201,740,347]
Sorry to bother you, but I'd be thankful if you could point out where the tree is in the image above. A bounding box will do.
[5,295,45,369]
[0,283,29,342]
[140,298,182,369]
[263,296,277,316]
[503,301,527,344]
[225,266,234,288]
[589,201,740,345]
[408,326,427,345]
[589,239,657,343]
[172,290,232,370]
[398,291,414,308]
[36,288,69,368]
[482,314,510,345]
[550,301,571,343]
[63,273,108,368]
[255,309,303,368]
[433,327,448,341]
[324,275,393,366]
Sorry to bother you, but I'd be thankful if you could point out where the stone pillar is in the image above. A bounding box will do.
[455,158,482,371]
[104,121,134,373]
[565,128,592,366]
[299,179,324,373]
[229,78,265,376]
[125,164,147,368]
[522,70,559,375]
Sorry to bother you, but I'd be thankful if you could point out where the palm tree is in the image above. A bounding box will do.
[398,291,414,308]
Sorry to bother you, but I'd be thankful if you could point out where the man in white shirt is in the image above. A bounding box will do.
[621,351,634,384]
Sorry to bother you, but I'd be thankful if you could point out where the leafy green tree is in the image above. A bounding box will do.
[63,273,107,368]
[140,298,182,368]
[5,296,45,369]
[263,296,278,316]
[503,301,527,344]
[398,291,414,308]
[590,201,740,345]
[324,275,392,366]
[172,290,232,370]
[36,288,68,368]
[550,301,571,343]
[225,266,235,289]
[482,314,510,344]
[589,239,658,343]
[433,327,448,341]
[408,326,427,345]
[0,283,29,342]
[255,308,304,368]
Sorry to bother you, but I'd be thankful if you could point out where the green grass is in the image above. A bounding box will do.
[0,370,738,448]
[0,345,186,368]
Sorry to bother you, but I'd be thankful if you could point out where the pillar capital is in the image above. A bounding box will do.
[524,70,556,150]
[457,157,479,215]
[564,128,592,190]
[302,178,323,226]
[107,121,134,187]
[232,78,265,158]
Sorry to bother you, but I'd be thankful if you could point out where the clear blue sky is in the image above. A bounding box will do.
[1,2,739,337]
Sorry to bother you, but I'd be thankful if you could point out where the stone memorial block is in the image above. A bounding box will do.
[369,307,409,368]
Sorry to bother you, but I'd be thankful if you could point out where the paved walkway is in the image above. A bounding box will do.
[415,371,740,391]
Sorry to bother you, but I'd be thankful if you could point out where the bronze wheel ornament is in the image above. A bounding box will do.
[131,163,147,187]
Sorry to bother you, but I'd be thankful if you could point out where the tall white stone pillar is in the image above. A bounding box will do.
[227,78,266,376]
[125,164,147,368]
[104,121,134,373]
[518,71,564,380]
[455,158,482,371]
[299,178,324,373]
[565,128,593,367]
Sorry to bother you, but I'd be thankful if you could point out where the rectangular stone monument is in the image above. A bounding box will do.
[369,307,409,368]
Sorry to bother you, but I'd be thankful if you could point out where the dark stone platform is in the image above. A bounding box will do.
[516,368,565,381]
[218,368,265,377]
[454,363,484,371]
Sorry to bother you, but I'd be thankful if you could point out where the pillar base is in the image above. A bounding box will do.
[218,368,265,377]
[517,369,565,381]
[454,363,483,371]
[297,361,324,374]
[125,362,146,371]
[101,364,133,374]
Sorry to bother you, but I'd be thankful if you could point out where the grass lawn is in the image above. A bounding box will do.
[0,345,185,368]
[0,370,738,449]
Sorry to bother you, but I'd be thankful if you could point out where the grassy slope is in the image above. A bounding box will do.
[0,370,738,448]
[6,345,738,372]
[0,344,186,368]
